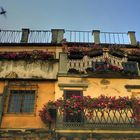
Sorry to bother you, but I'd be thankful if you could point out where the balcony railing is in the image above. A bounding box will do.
[64,30,93,43]
[56,108,137,129]
[0,29,136,45]
[0,30,22,43]
[100,32,129,44]
[28,30,52,43]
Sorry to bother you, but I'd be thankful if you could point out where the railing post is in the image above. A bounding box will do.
[51,29,65,43]
[128,31,136,45]
[92,30,100,44]
[20,28,30,43]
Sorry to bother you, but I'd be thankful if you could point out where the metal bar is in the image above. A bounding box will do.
[118,33,120,44]
[113,33,116,43]
[109,33,111,43]
[104,33,107,43]
[79,31,80,42]
[122,33,125,44]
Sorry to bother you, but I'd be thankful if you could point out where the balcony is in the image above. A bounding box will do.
[56,108,137,130]
[39,96,140,131]
[0,29,137,45]
[59,49,140,78]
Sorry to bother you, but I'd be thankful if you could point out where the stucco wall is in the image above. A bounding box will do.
[0,60,58,79]
[55,77,140,100]
[1,81,55,129]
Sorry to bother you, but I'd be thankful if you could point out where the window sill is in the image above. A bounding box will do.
[3,113,36,117]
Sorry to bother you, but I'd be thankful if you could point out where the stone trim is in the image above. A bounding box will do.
[55,129,140,134]
[58,83,88,90]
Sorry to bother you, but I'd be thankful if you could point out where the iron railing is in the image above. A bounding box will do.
[28,30,52,43]
[100,32,129,44]
[65,30,93,43]
[56,108,138,129]
[0,30,22,43]
[0,29,131,44]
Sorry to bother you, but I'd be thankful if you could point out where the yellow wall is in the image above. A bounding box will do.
[55,77,140,99]
[0,82,5,95]
[1,77,140,129]
[1,81,55,129]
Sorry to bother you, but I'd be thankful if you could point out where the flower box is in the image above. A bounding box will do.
[0,50,55,61]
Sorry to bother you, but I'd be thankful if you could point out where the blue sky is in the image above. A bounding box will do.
[0,0,140,41]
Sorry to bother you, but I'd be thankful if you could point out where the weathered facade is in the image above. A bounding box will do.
[0,29,140,140]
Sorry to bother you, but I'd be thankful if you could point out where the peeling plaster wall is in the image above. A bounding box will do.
[0,60,58,79]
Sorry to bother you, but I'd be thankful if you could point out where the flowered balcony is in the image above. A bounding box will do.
[39,95,140,130]
[59,46,140,77]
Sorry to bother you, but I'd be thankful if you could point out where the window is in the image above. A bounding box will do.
[8,90,35,113]
[64,90,83,122]
[64,90,83,99]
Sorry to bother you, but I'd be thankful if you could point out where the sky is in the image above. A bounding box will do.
[0,0,140,41]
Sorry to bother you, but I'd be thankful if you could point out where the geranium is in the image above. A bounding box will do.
[39,101,57,124]
[39,95,140,125]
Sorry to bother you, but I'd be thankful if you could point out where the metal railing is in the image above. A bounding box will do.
[56,108,137,129]
[100,32,129,44]
[65,30,93,43]
[28,30,52,43]
[0,29,132,44]
[0,30,22,43]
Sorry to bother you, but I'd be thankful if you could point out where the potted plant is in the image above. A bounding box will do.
[39,101,57,128]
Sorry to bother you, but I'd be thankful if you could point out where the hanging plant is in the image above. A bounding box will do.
[39,101,57,124]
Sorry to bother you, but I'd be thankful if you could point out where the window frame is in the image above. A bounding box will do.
[64,90,83,99]
[7,90,36,114]
[4,82,38,115]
